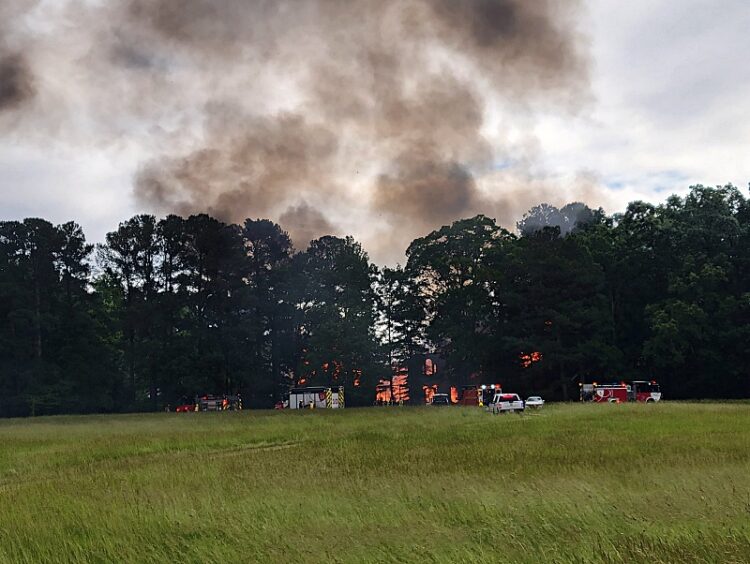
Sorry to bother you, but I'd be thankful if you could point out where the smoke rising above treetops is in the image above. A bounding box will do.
[2,0,617,263]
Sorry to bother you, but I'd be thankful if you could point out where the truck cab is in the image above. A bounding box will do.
[630,381,661,402]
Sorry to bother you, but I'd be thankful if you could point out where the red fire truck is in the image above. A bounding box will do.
[580,380,661,403]
[458,384,501,406]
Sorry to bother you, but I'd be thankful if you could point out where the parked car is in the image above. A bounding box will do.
[525,396,545,409]
[431,393,451,406]
[489,393,525,414]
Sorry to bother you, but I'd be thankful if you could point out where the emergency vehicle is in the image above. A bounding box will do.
[195,394,242,411]
[289,386,345,409]
[631,381,662,402]
[458,384,501,406]
[580,381,661,403]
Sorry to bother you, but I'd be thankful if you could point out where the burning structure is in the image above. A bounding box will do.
[376,353,507,406]
[375,368,410,405]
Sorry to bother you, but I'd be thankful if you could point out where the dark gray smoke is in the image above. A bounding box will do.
[0,2,37,113]
[127,0,590,251]
[0,54,34,111]
[1,0,597,261]
[279,202,337,250]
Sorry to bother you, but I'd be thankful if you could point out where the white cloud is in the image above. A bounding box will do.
[0,143,136,243]
[530,0,750,213]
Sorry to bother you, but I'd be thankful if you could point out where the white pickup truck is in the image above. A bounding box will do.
[489,393,525,414]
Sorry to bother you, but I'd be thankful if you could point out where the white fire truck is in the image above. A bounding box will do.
[288,386,345,409]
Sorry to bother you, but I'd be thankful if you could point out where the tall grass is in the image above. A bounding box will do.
[1,403,749,563]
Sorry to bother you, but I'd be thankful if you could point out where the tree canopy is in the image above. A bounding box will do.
[1,184,749,415]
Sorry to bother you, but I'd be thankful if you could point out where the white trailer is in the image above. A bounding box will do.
[288,386,345,409]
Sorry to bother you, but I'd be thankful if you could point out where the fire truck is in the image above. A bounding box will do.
[288,386,345,409]
[458,384,501,406]
[580,381,661,403]
[196,394,243,411]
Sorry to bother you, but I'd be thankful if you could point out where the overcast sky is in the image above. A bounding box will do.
[1,0,748,264]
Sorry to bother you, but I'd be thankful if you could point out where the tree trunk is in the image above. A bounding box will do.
[388,302,395,405]
[128,328,136,406]
[31,279,42,417]
[33,279,42,360]
[271,314,281,402]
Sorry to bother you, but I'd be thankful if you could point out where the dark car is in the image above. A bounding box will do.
[431,393,451,406]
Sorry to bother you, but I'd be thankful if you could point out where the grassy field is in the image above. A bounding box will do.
[1,403,750,563]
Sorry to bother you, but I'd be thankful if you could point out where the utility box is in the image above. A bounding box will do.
[289,386,345,409]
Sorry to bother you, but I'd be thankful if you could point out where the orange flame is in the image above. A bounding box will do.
[422,384,438,404]
[375,370,409,403]
[520,351,543,368]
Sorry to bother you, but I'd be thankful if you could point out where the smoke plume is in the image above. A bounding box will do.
[0,54,34,111]
[0,2,37,113]
[2,0,601,262]
[279,202,337,250]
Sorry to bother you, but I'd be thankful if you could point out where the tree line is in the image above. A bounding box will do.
[1,184,748,416]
